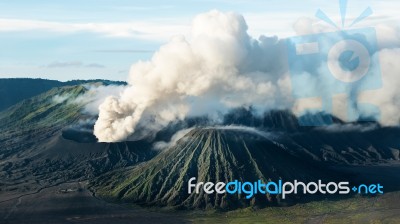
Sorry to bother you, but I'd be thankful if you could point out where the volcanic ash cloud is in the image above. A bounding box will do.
[94,10,400,142]
[94,10,290,142]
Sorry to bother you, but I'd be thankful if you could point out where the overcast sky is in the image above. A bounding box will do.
[0,0,398,81]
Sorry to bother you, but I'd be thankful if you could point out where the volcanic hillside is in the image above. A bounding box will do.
[92,128,343,210]
[0,84,155,198]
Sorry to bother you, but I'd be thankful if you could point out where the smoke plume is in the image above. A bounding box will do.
[94,10,400,142]
[94,10,290,142]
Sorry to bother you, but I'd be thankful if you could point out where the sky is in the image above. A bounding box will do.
[0,0,398,81]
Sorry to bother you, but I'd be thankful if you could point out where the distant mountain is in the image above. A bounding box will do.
[222,108,346,132]
[0,78,126,111]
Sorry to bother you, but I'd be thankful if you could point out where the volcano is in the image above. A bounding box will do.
[1,79,399,213]
[92,127,349,210]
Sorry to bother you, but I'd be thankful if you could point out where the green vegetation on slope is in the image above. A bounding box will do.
[92,128,340,210]
[0,84,157,196]
[0,78,126,111]
[0,85,85,130]
[0,85,87,160]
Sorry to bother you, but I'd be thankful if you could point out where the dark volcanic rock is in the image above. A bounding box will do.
[93,128,340,210]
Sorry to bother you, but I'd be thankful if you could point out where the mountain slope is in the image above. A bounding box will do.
[273,126,400,165]
[0,78,126,111]
[0,84,156,199]
[1,81,399,211]
[0,85,86,159]
[221,109,400,165]
[92,128,341,210]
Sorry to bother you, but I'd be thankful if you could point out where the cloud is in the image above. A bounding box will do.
[93,10,400,142]
[46,61,105,68]
[290,17,400,125]
[153,128,194,150]
[206,125,276,140]
[152,125,274,151]
[0,18,189,41]
[92,49,154,53]
[72,84,125,115]
[94,10,291,142]
[86,63,106,68]
[315,123,378,133]
[47,61,83,68]
[52,94,71,104]
[358,48,400,126]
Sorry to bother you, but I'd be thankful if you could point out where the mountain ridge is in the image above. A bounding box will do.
[0,78,126,111]
[0,81,399,212]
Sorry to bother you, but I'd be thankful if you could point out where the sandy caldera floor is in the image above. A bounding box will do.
[0,181,189,224]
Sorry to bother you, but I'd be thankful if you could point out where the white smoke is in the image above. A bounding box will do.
[94,10,290,142]
[52,94,72,104]
[207,125,276,140]
[153,128,194,150]
[94,10,400,142]
[290,18,400,125]
[154,126,275,150]
[359,48,400,126]
[73,84,125,115]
